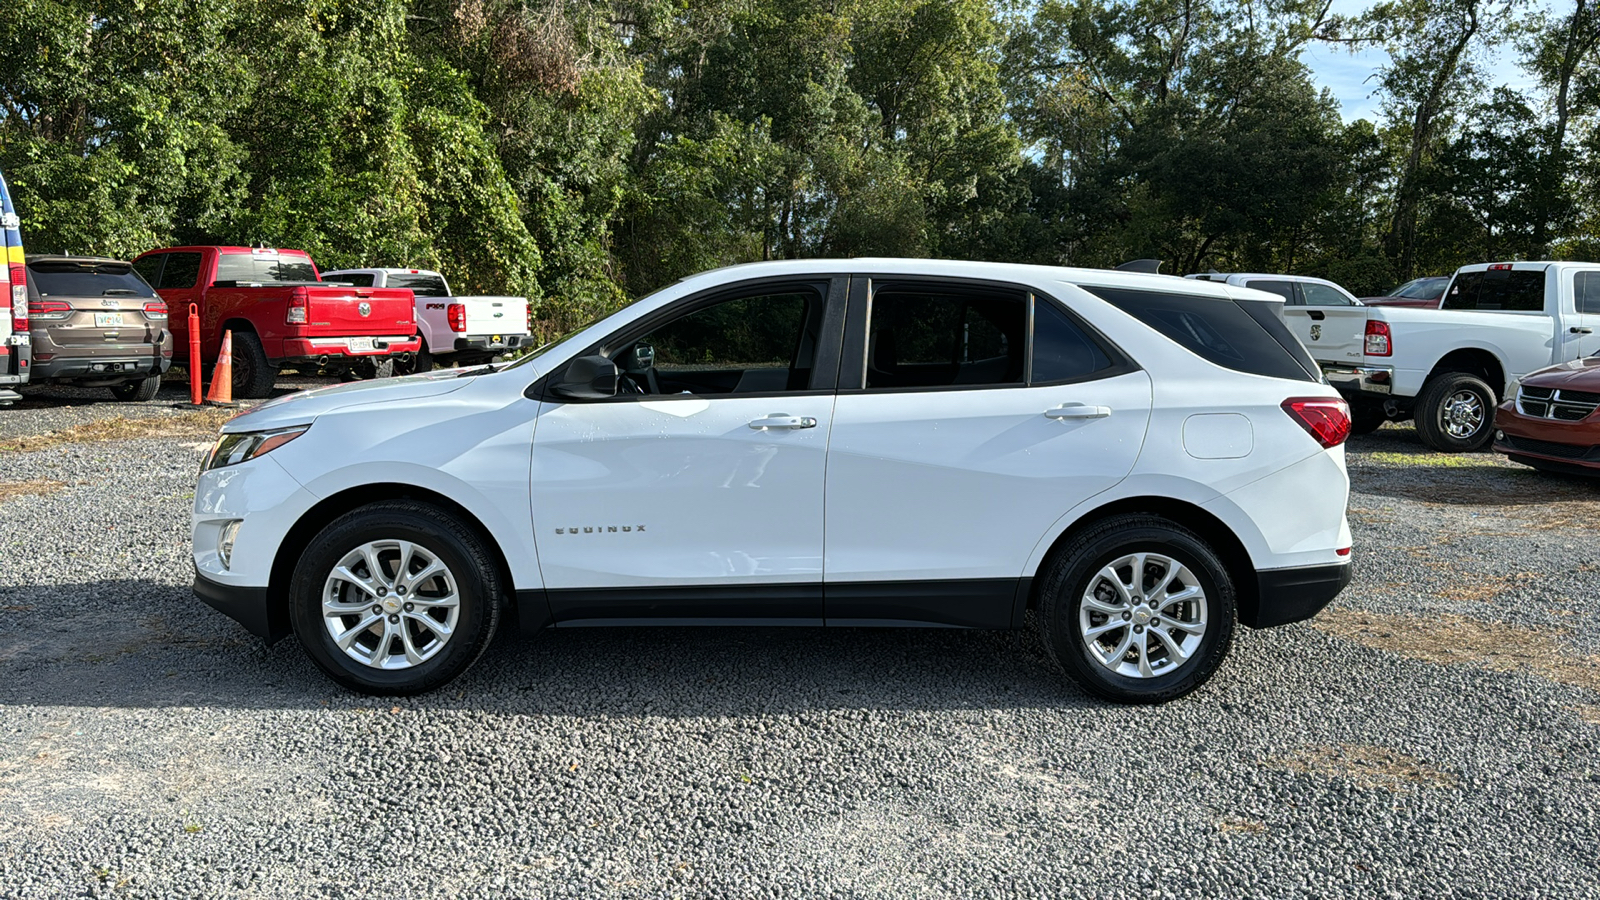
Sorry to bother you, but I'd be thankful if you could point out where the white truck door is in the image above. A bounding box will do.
[1571,269,1600,359]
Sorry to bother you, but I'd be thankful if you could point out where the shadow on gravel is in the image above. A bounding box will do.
[1347,424,1600,507]
[0,579,1097,715]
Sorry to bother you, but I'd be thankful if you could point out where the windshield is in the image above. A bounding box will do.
[215,253,318,284]
[1391,277,1447,299]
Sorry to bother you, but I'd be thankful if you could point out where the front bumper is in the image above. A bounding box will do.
[194,566,289,645]
[1492,402,1600,473]
[453,333,527,353]
[1244,562,1351,628]
[282,335,421,360]
[1323,364,1394,396]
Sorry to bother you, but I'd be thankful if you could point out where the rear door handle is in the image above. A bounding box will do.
[1307,310,1326,321]
[1044,404,1112,420]
[748,414,817,430]
[1571,326,1593,334]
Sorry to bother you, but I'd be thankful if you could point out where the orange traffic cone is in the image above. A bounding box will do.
[205,330,238,407]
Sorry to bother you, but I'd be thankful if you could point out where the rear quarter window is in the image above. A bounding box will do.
[1079,286,1319,383]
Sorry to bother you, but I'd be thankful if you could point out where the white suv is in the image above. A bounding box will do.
[192,260,1353,704]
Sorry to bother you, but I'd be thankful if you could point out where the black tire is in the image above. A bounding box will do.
[110,374,161,402]
[1414,372,1496,452]
[1349,401,1388,436]
[230,331,279,399]
[395,342,432,376]
[288,501,502,695]
[1037,514,1236,704]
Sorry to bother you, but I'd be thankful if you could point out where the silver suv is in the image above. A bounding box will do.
[24,255,174,400]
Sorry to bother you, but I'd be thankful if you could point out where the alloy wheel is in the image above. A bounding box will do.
[1079,552,1209,679]
[321,539,460,670]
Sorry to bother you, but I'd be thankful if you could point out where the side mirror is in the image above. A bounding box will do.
[551,355,618,400]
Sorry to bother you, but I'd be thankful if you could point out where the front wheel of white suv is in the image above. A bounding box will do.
[288,501,501,695]
[1037,515,1236,704]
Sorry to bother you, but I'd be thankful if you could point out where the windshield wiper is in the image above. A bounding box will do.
[102,289,138,295]
[454,363,499,378]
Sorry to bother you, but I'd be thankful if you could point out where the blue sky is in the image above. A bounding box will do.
[1300,0,1544,122]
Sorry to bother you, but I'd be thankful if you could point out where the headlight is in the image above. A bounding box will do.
[203,425,310,471]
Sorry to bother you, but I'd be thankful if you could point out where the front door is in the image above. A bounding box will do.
[530,278,844,624]
[823,278,1153,628]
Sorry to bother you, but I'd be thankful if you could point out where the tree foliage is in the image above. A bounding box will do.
[1,0,1596,332]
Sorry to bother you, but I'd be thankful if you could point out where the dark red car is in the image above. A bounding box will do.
[1493,357,1600,475]
[1361,276,1449,309]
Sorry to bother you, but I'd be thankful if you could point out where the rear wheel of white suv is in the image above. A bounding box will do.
[288,501,501,695]
[1037,514,1236,704]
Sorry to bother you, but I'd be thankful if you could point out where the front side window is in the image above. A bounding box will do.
[1575,271,1600,315]
[1300,283,1356,306]
[612,288,820,395]
[866,289,1026,389]
[158,252,202,289]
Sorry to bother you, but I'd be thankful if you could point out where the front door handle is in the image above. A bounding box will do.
[1571,326,1593,334]
[748,414,817,430]
[1044,404,1112,420]
[1307,310,1326,321]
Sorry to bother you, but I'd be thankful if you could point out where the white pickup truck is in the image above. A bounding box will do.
[1310,261,1600,451]
[320,268,530,372]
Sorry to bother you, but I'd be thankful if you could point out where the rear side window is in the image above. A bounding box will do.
[27,261,156,298]
[1575,272,1600,314]
[157,252,202,289]
[1245,280,1299,305]
[1444,270,1546,311]
[215,253,317,285]
[1032,299,1115,383]
[867,289,1026,389]
[1081,286,1319,383]
[386,273,448,296]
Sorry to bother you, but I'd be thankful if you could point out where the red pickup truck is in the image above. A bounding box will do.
[131,246,420,398]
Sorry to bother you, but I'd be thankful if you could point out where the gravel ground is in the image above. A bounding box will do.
[1,384,1597,898]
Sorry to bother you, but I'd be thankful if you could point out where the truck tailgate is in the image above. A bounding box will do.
[460,295,529,335]
[307,287,415,335]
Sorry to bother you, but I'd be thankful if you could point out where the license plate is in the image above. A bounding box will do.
[94,313,123,327]
[347,337,374,353]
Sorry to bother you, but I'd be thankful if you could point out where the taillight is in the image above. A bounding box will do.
[29,299,72,321]
[1364,320,1391,356]
[143,300,168,319]
[8,264,25,330]
[1282,397,1352,449]
[287,286,308,325]
[447,302,466,332]
[1488,263,1512,271]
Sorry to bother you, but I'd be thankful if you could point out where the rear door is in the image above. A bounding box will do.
[822,276,1152,628]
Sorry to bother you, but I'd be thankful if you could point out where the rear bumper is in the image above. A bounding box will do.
[1323,364,1394,396]
[193,566,289,645]
[27,330,172,382]
[452,333,528,353]
[1245,562,1351,628]
[281,335,421,361]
